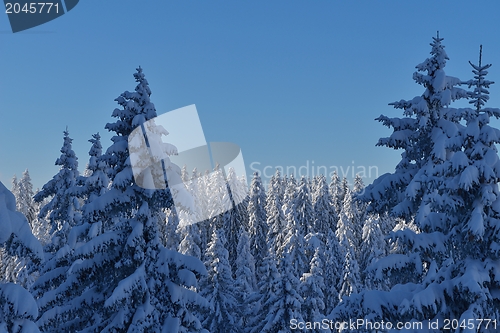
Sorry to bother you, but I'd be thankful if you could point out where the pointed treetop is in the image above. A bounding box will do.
[433,30,444,44]
[467,44,494,112]
[479,44,483,68]
[133,66,151,97]
[427,32,447,70]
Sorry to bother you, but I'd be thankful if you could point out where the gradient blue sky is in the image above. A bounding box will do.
[2,1,500,190]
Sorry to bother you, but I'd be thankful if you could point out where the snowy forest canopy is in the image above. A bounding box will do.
[1,34,500,332]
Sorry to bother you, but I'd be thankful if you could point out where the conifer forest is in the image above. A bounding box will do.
[1,35,500,332]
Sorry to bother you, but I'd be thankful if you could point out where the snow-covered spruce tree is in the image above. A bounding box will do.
[0,182,44,333]
[357,33,468,280]
[336,187,357,250]
[351,174,367,247]
[337,186,365,267]
[390,46,500,329]
[16,170,37,230]
[2,173,36,286]
[199,228,240,333]
[32,132,110,332]
[10,176,19,204]
[247,172,268,271]
[71,132,110,243]
[301,248,331,333]
[338,236,361,300]
[30,189,51,247]
[266,169,286,256]
[295,176,314,237]
[277,250,306,332]
[4,170,39,288]
[328,171,342,216]
[246,253,279,333]
[358,214,386,289]
[225,167,248,273]
[164,207,181,250]
[78,133,109,209]
[237,174,250,232]
[194,168,207,215]
[360,33,468,217]
[323,229,342,315]
[183,167,204,224]
[352,174,364,195]
[204,165,232,245]
[34,129,81,253]
[29,131,82,304]
[177,167,205,259]
[280,177,307,278]
[304,174,334,278]
[312,175,335,242]
[249,250,305,333]
[35,67,208,333]
[178,170,205,236]
[310,176,319,205]
[234,227,256,325]
[181,165,190,183]
[332,36,496,330]
[340,177,349,201]
[284,174,296,192]
[178,222,202,259]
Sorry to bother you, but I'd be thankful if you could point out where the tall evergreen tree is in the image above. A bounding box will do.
[281,178,307,277]
[34,67,208,333]
[163,207,180,250]
[336,187,356,249]
[78,133,109,206]
[295,176,314,237]
[266,169,286,256]
[10,176,19,204]
[178,221,202,259]
[247,253,280,333]
[301,248,330,333]
[278,251,305,333]
[338,186,365,264]
[310,175,321,205]
[360,33,468,216]
[247,172,268,270]
[359,214,386,289]
[200,228,240,333]
[338,236,361,299]
[3,172,38,287]
[250,251,305,333]
[323,229,342,315]
[0,182,43,333]
[73,132,110,242]
[225,167,248,273]
[312,175,335,242]
[332,35,500,330]
[17,170,37,230]
[205,166,232,246]
[328,171,342,215]
[234,227,256,325]
[394,45,500,328]
[34,129,81,253]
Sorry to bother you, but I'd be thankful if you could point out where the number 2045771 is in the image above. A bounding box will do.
[5,3,59,14]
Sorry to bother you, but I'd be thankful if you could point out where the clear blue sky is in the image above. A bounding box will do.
[2,1,500,190]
